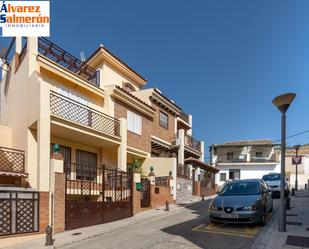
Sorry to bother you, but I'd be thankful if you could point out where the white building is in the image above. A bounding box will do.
[209,140,280,186]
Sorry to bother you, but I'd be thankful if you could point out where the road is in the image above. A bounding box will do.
[64,199,279,249]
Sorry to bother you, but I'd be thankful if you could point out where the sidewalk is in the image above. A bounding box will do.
[2,195,214,249]
[252,190,309,249]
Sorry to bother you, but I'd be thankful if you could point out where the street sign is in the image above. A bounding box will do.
[292,156,302,165]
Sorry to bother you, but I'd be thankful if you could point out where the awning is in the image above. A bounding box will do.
[0,171,28,177]
[184,157,219,173]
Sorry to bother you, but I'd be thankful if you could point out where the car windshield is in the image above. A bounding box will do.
[219,181,260,196]
[262,174,281,181]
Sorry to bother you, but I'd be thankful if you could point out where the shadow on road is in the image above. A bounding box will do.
[161,201,254,249]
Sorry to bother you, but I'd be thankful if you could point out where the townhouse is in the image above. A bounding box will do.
[0,36,218,236]
[210,140,280,186]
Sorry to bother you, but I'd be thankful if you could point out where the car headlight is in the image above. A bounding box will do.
[241,205,257,211]
[209,202,218,210]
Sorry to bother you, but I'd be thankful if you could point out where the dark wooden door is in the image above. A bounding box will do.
[141,178,150,208]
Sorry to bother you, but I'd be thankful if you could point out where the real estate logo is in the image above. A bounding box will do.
[0,1,50,37]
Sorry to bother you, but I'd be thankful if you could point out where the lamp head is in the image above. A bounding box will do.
[294,144,301,151]
[272,93,296,114]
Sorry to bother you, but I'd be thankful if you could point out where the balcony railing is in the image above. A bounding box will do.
[38,37,99,86]
[216,154,278,163]
[179,111,190,124]
[185,134,201,152]
[0,147,25,173]
[50,91,120,137]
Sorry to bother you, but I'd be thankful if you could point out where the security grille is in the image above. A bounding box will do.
[0,191,39,236]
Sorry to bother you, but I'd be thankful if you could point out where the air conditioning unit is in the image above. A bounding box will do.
[171,139,180,147]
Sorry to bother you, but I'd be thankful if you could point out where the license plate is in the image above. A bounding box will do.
[221,213,238,219]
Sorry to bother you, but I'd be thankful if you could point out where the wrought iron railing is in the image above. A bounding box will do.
[185,134,201,152]
[0,147,25,173]
[155,176,169,186]
[50,91,121,137]
[64,163,132,201]
[179,111,189,123]
[38,37,98,86]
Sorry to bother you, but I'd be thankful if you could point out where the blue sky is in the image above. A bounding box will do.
[2,0,309,155]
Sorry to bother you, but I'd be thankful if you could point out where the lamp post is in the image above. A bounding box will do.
[294,145,301,191]
[272,92,296,232]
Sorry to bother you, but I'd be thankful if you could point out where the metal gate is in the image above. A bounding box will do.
[0,190,39,236]
[140,178,150,208]
[65,164,132,230]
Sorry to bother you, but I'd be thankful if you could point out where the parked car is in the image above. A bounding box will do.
[262,173,289,198]
[209,179,273,225]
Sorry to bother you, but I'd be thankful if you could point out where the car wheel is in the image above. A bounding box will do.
[260,209,267,226]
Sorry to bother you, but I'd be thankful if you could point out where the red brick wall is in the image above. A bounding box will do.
[193,181,201,196]
[150,185,174,209]
[151,101,176,143]
[54,173,65,233]
[132,183,141,215]
[114,99,153,153]
[39,192,49,232]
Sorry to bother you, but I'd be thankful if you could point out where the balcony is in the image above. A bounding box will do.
[50,91,120,137]
[185,134,201,152]
[38,37,99,86]
[179,111,190,124]
[0,147,25,174]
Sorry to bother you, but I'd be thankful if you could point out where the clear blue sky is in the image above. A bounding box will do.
[2,0,309,154]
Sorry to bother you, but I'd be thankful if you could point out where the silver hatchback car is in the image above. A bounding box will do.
[209,179,273,225]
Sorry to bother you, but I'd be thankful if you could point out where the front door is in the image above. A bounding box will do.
[229,169,240,180]
[140,178,150,208]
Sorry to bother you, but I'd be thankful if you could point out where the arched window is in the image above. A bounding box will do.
[124,82,135,92]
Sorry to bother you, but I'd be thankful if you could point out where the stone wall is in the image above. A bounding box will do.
[176,177,193,203]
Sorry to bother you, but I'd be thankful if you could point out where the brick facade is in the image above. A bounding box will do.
[150,185,174,208]
[114,99,153,153]
[151,101,175,143]
[132,183,141,215]
[39,192,49,233]
[114,99,176,154]
[54,172,65,233]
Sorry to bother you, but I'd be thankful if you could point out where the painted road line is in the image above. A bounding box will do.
[192,223,261,238]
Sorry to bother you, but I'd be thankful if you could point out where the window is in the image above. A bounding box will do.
[220,173,226,181]
[256,152,263,157]
[127,111,142,135]
[76,149,97,181]
[159,111,168,128]
[124,82,135,92]
[227,152,234,160]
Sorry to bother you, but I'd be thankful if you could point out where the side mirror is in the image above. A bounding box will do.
[263,189,271,194]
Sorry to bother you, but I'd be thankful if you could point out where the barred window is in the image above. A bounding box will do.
[159,111,168,128]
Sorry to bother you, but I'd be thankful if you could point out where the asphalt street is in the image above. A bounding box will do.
[64,199,279,249]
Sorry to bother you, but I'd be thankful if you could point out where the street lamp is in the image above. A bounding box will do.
[272,92,296,232]
[293,144,301,191]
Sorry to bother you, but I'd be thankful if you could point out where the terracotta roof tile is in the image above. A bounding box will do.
[115,86,155,111]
